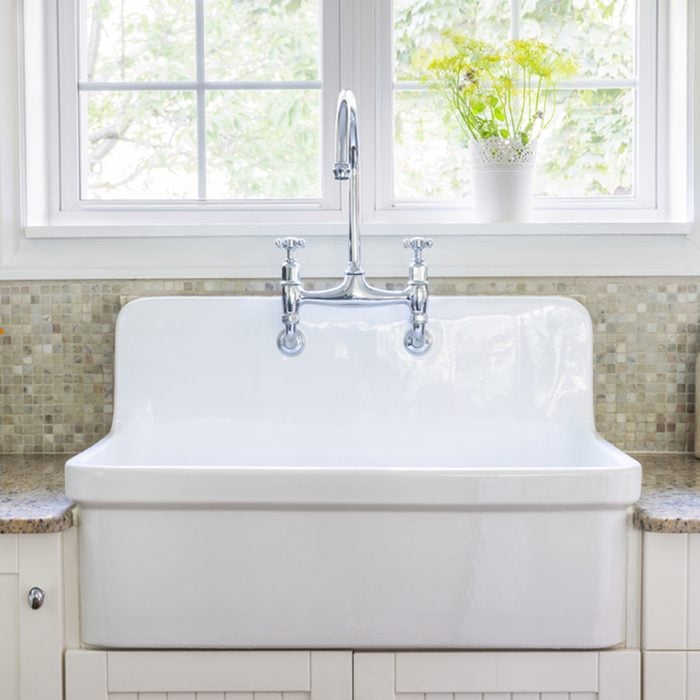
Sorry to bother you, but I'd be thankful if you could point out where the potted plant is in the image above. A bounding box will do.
[417,33,577,222]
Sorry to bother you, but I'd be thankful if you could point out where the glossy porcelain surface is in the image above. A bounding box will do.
[66,296,641,649]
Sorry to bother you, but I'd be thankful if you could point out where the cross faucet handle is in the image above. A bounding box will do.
[402,237,434,264]
[275,237,306,262]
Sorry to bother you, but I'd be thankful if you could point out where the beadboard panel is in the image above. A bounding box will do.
[396,694,597,699]
[643,532,700,650]
[0,575,19,700]
[109,694,309,700]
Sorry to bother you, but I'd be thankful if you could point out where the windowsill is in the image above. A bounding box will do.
[23,221,693,240]
[3,222,699,280]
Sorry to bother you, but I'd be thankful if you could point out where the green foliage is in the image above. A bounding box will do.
[416,33,577,145]
[82,0,636,202]
[394,0,634,200]
[84,0,320,200]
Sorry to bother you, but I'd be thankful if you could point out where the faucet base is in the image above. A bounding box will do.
[404,329,432,355]
[277,328,306,357]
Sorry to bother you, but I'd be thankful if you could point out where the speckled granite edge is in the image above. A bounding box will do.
[0,455,74,534]
[633,453,700,533]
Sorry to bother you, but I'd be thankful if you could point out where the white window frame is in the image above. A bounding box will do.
[373,0,658,221]
[0,0,697,279]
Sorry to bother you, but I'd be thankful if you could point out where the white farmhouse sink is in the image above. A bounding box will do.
[66,296,641,649]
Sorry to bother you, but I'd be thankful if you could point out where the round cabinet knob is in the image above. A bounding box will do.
[27,587,45,610]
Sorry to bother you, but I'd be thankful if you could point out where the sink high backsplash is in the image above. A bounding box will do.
[1,276,697,454]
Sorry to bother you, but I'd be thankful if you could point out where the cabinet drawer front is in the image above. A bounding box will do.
[66,651,351,700]
[355,651,639,700]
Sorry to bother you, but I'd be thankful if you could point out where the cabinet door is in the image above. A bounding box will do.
[66,650,352,700]
[17,533,65,700]
[0,535,19,700]
[354,651,639,700]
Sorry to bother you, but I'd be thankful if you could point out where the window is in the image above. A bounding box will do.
[14,0,694,271]
[31,0,676,222]
[388,0,646,206]
[56,0,341,213]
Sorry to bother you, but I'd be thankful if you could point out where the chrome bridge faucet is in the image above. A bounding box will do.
[275,89,433,357]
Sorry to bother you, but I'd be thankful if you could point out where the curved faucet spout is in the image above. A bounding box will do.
[333,90,358,180]
[333,90,361,274]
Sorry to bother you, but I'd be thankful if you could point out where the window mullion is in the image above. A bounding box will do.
[195,0,206,201]
[510,0,520,40]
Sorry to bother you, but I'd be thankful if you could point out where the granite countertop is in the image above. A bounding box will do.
[0,455,73,533]
[0,452,699,535]
[632,452,700,533]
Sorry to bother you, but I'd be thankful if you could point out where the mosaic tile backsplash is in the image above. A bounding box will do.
[0,277,698,454]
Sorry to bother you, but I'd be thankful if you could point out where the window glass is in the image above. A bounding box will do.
[392,0,639,201]
[79,0,322,202]
[205,0,320,81]
[83,0,196,82]
[83,90,198,199]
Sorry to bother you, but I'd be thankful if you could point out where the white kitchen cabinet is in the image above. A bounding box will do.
[0,532,66,700]
[353,651,639,700]
[641,531,700,700]
[65,650,352,700]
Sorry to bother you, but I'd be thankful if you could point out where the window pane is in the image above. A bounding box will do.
[520,0,635,79]
[394,88,634,201]
[82,0,196,82]
[82,91,198,199]
[206,90,320,199]
[205,0,320,81]
[535,88,634,197]
[394,90,470,200]
[394,0,510,82]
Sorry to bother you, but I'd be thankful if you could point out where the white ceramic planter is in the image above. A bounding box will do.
[470,137,537,222]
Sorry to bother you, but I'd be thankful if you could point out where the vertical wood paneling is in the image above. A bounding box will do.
[62,526,81,650]
[686,535,700,648]
[0,575,19,700]
[599,650,639,700]
[687,652,700,698]
[626,526,643,650]
[643,533,688,649]
[643,651,686,700]
[18,533,64,700]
